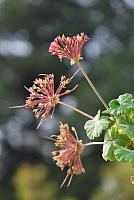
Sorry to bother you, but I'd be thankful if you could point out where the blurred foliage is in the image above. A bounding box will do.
[0,0,134,199]
[90,162,134,200]
[13,163,57,200]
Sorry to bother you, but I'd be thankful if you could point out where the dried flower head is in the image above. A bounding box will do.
[49,33,89,65]
[52,123,85,187]
[10,74,75,128]
[25,74,73,122]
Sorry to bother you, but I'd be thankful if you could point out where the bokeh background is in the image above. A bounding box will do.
[0,0,134,199]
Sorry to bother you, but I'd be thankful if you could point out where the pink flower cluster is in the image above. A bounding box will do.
[25,74,71,121]
[49,33,89,65]
[52,123,85,187]
[12,33,89,187]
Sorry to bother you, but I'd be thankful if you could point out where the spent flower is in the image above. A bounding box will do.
[11,74,75,126]
[25,74,72,121]
[52,123,85,187]
[49,33,89,65]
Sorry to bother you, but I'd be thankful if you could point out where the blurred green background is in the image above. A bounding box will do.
[0,0,134,199]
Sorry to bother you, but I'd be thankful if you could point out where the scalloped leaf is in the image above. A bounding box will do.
[125,125,134,140]
[84,110,111,140]
[118,93,133,104]
[119,109,134,124]
[114,145,134,164]
[102,130,115,161]
[109,100,120,111]
[102,129,130,161]
[115,123,134,140]
[108,93,134,116]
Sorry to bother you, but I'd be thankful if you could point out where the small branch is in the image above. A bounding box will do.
[58,101,94,119]
[84,142,104,146]
[59,84,79,97]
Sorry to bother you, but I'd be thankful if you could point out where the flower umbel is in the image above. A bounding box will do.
[49,33,89,65]
[52,123,85,187]
[25,74,72,122]
[10,74,74,127]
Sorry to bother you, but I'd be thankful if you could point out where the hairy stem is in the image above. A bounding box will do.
[58,101,94,119]
[77,62,108,109]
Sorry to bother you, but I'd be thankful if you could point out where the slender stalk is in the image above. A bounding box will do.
[84,142,104,146]
[58,100,94,119]
[76,62,108,109]
[70,68,80,80]
[9,105,26,109]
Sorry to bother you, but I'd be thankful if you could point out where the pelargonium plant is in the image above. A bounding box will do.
[11,33,134,187]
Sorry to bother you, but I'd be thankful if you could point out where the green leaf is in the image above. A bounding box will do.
[109,103,134,116]
[102,128,130,161]
[102,129,115,161]
[84,110,111,139]
[116,123,134,140]
[113,117,134,140]
[125,125,134,140]
[119,109,134,124]
[108,93,134,116]
[118,93,133,104]
[109,100,120,111]
[114,145,134,165]
[127,109,134,123]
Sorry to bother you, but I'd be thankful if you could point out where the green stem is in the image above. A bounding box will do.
[76,62,108,109]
